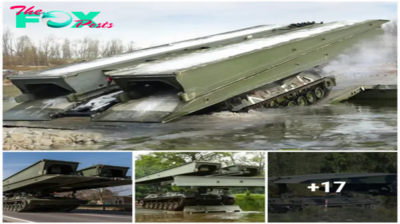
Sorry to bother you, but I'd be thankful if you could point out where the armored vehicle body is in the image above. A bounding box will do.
[136,161,264,213]
[139,189,236,211]
[4,20,388,123]
[3,159,132,212]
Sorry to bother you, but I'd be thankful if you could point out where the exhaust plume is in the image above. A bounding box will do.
[322,19,397,79]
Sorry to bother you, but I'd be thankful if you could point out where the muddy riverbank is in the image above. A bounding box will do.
[3,127,104,150]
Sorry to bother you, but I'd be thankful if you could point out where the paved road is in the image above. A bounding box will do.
[3,209,132,222]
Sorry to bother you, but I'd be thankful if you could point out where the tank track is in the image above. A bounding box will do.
[220,76,336,112]
[140,198,190,211]
[3,198,84,212]
[139,197,235,211]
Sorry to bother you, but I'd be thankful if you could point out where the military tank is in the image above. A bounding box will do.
[268,173,397,213]
[3,159,132,212]
[136,161,264,213]
[138,188,235,211]
[4,20,388,123]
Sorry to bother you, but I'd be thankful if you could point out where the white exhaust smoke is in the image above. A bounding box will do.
[322,19,397,79]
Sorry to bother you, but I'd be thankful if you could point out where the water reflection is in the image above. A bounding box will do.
[135,210,265,222]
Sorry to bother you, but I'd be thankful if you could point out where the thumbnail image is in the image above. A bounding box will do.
[135,152,265,222]
[268,152,397,222]
[3,152,133,223]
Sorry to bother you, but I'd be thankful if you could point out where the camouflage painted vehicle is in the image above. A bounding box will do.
[138,188,235,211]
[4,20,388,123]
[268,173,397,213]
[3,159,132,212]
[136,161,264,213]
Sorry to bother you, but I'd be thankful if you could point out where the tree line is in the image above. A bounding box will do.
[3,20,396,68]
[135,152,265,198]
[135,152,265,179]
[3,27,138,67]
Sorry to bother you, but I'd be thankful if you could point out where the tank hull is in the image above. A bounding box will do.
[3,197,88,212]
[139,193,235,211]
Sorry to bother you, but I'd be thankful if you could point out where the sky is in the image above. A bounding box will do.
[3,152,132,195]
[2,1,397,47]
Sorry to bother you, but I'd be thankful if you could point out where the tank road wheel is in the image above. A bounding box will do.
[16,203,23,212]
[138,200,144,207]
[163,203,168,210]
[306,92,316,104]
[157,202,163,209]
[144,202,149,209]
[172,201,180,210]
[268,100,278,108]
[324,79,335,89]
[296,96,308,106]
[19,200,27,212]
[167,202,174,210]
[149,202,154,209]
[314,87,325,99]
[287,101,297,107]
[11,204,17,212]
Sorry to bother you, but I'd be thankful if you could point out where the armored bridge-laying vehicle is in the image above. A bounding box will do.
[136,161,265,213]
[268,173,397,213]
[3,159,132,212]
[4,20,388,123]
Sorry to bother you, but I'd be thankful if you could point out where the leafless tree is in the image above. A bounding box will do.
[3,26,140,68]
[124,41,138,53]
[102,39,124,57]
[62,38,71,59]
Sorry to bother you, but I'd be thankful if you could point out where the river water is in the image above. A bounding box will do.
[3,84,397,150]
[135,209,265,222]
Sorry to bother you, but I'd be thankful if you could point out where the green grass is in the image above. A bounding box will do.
[234,194,265,212]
